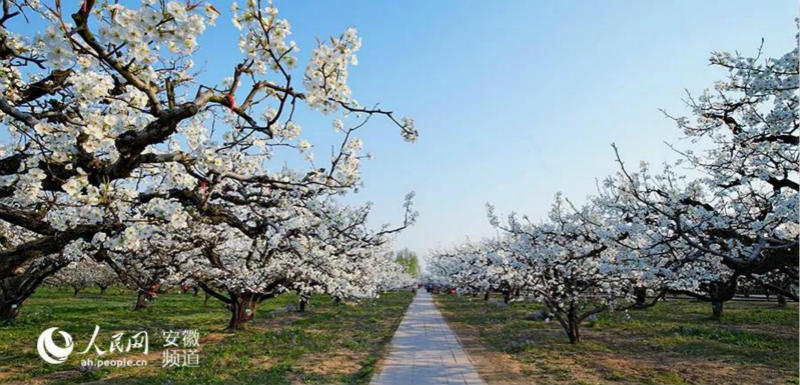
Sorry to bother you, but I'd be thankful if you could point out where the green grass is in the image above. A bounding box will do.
[0,287,413,384]
[435,295,799,385]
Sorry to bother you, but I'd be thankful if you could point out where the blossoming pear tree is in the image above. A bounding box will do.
[185,192,416,330]
[48,253,115,296]
[488,195,655,343]
[606,43,798,318]
[429,239,525,303]
[430,193,656,344]
[428,242,494,297]
[96,227,196,309]
[592,172,730,310]
[86,256,117,294]
[0,0,417,281]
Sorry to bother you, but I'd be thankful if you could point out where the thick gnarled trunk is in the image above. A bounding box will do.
[0,298,20,324]
[706,278,737,320]
[228,294,259,330]
[0,259,66,323]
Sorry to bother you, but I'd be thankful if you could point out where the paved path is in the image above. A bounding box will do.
[371,291,486,385]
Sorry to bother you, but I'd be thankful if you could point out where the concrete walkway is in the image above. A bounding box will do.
[371,291,486,385]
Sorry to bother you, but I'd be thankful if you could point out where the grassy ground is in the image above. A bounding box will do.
[0,287,413,385]
[435,295,798,385]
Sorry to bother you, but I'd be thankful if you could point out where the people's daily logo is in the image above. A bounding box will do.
[37,327,74,364]
[35,325,200,367]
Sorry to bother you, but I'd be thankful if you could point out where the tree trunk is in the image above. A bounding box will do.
[777,294,787,307]
[566,312,580,344]
[711,300,723,320]
[514,287,520,298]
[1,259,66,324]
[97,285,107,295]
[706,276,737,320]
[555,306,582,344]
[72,286,81,296]
[227,294,258,330]
[483,291,490,301]
[502,289,510,304]
[0,299,20,324]
[633,286,647,309]
[134,291,150,310]
[299,295,309,312]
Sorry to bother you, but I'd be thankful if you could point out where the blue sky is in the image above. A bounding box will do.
[15,1,797,264]
[200,1,797,264]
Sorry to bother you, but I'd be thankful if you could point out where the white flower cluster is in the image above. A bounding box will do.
[304,27,361,112]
